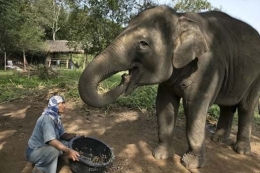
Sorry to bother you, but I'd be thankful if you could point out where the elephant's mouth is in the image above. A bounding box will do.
[124,66,140,95]
[101,63,140,97]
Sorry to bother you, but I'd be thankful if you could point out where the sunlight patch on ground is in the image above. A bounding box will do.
[0,130,16,149]
[114,112,139,123]
[0,106,30,118]
[0,141,7,150]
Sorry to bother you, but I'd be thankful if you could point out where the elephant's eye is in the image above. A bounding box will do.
[138,40,149,50]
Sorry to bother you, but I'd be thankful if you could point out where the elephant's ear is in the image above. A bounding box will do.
[173,16,209,69]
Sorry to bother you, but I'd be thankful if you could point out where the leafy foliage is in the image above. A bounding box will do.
[65,0,139,54]
[172,0,220,12]
[0,0,219,65]
[29,0,69,40]
[36,65,58,80]
[208,104,220,119]
[0,0,21,52]
[0,0,45,57]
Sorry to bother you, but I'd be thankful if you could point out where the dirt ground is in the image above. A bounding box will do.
[0,96,260,173]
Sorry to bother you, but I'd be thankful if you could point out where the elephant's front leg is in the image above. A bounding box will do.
[153,84,180,160]
[181,99,208,169]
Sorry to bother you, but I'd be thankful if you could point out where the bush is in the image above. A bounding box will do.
[36,64,57,80]
[208,104,220,119]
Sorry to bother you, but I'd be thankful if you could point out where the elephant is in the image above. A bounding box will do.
[78,6,260,169]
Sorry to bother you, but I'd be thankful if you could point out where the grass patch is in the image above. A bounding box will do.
[208,105,260,127]
[116,85,157,111]
[0,68,82,102]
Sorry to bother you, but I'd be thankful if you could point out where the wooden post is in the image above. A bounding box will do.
[83,53,87,69]
[4,51,6,71]
[66,59,69,69]
[23,50,27,71]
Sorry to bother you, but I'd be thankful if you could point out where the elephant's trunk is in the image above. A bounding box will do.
[78,43,130,108]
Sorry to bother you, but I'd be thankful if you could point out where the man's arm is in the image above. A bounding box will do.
[48,139,79,161]
[60,133,76,141]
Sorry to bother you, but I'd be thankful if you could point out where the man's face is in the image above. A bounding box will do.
[58,102,65,113]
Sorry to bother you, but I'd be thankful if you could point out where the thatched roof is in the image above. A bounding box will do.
[46,40,84,53]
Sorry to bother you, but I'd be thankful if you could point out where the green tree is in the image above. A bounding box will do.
[0,0,220,69]
[29,0,70,40]
[0,0,45,69]
[0,0,20,52]
[66,0,138,55]
[136,0,158,12]
[171,0,220,12]
[0,0,18,68]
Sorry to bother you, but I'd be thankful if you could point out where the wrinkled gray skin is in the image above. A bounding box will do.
[79,6,260,169]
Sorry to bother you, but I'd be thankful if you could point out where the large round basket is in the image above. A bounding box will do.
[69,136,115,173]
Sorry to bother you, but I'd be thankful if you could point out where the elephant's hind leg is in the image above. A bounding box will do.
[235,105,255,154]
[212,106,235,142]
[235,89,259,155]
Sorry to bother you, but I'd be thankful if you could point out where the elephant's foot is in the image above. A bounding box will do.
[153,144,175,160]
[211,129,229,142]
[181,152,206,169]
[234,141,251,154]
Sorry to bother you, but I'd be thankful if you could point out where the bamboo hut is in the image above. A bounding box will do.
[45,40,84,68]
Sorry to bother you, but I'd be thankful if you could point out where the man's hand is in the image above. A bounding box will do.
[48,139,79,161]
[68,149,80,161]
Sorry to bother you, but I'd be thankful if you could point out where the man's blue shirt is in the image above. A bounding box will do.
[28,112,65,150]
